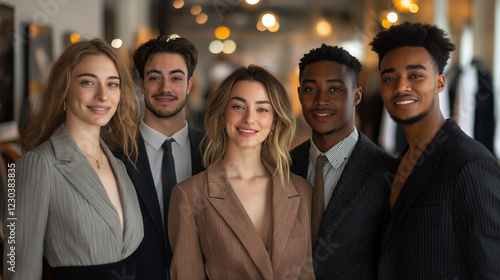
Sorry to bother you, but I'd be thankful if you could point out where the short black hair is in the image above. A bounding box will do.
[298,44,362,87]
[133,36,199,80]
[369,21,456,74]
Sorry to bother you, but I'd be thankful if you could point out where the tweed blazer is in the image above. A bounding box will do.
[290,132,398,280]
[168,161,315,280]
[379,119,500,279]
[115,127,205,280]
[3,124,143,280]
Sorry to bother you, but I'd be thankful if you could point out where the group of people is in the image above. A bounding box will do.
[2,21,500,280]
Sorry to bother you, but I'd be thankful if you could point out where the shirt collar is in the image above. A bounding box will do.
[309,128,359,169]
[139,118,189,151]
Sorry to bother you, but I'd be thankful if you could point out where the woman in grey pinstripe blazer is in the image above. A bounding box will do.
[2,39,143,280]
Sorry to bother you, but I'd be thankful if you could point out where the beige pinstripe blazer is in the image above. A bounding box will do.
[168,161,315,280]
[2,125,143,280]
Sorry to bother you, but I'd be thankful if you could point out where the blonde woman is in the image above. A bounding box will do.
[168,65,314,279]
[4,39,143,280]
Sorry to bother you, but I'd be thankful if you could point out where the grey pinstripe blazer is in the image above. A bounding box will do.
[379,119,500,279]
[2,125,143,280]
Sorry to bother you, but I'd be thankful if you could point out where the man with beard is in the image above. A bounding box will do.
[370,21,500,279]
[290,44,398,279]
[116,36,204,280]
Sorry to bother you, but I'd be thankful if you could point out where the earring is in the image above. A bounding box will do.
[223,124,226,129]
[63,101,66,111]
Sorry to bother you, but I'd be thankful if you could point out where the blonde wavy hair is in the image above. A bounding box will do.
[21,38,139,163]
[203,65,296,184]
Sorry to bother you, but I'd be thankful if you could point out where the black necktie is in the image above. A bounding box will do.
[162,139,177,231]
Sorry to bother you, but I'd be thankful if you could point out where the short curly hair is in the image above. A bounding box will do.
[298,44,362,88]
[369,21,456,74]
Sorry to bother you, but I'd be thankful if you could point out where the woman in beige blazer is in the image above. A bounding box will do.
[168,65,314,279]
[3,39,143,280]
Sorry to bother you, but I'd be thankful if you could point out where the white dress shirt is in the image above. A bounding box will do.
[307,129,359,210]
[139,118,192,222]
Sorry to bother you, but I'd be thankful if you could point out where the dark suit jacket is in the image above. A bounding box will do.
[168,161,315,280]
[115,126,205,280]
[379,119,500,280]
[291,132,398,280]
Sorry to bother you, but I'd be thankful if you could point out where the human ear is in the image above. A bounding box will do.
[436,74,446,94]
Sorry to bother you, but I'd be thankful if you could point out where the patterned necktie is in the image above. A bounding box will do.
[311,155,327,249]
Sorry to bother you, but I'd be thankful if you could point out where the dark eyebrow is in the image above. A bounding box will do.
[146,69,186,76]
[301,78,345,85]
[381,65,427,76]
[406,64,427,71]
[380,68,395,76]
[230,96,271,105]
[76,73,119,80]
[301,79,316,85]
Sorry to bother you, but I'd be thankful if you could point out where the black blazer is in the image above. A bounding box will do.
[115,127,205,280]
[379,119,500,279]
[291,132,398,280]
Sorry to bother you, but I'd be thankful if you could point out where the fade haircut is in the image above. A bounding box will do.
[369,21,456,74]
[298,44,362,88]
[133,36,199,80]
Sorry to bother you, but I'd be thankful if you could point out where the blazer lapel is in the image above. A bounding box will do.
[127,134,165,239]
[270,167,300,271]
[291,140,310,179]
[379,121,462,253]
[51,125,122,241]
[206,162,274,280]
[188,127,205,175]
[315,135,373,254]
[105,142,139,251]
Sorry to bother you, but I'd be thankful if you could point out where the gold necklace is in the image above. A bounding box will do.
[82,147,103,169]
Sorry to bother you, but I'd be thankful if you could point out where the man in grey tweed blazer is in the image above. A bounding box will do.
[371,21,500,279]
[290,44,398,280]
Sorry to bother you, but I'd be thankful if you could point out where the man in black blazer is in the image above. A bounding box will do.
[290,44,398,279]
[116,36,204,280]
[370,21,500,279]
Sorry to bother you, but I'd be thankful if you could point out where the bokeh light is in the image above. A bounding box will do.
[409,4,419,13]
[173,0,184,9]
[222,40,237,54]
[196,13,208,24]
[209,40,223,54]
[382,19,392,29]
[111,38,123,48]
[387,12,398,23]
[215,26,230,40]
[262,13,276,28]
[246,0,259,4]
[316,20,332,36]
[190,5,202,15]
[70,33,80,43]
[268,22,280,32]
[256,21,267,31]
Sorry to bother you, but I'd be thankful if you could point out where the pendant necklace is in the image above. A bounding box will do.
[83,147,103,169]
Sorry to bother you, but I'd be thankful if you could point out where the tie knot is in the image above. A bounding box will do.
[162,139,175,152]
[316,155,327,168]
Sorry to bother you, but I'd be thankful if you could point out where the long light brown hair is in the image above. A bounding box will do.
[21,39,139,162]
[203,65,296,184]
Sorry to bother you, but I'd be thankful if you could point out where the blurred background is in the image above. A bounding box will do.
[0,0,499,159]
